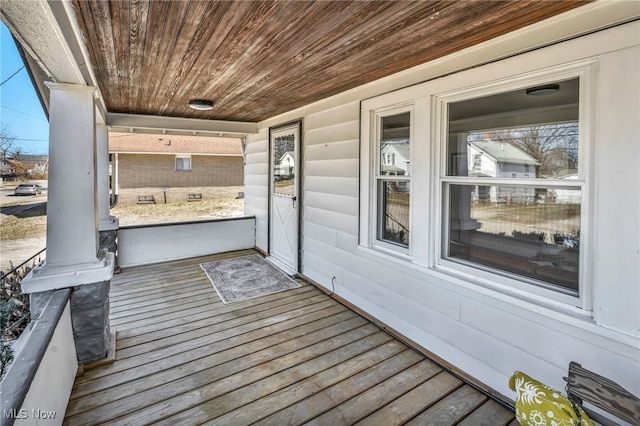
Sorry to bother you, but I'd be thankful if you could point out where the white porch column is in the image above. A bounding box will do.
[22,83,114,294]
[97,124,118,230]
[46,83,98,265]
[97,124,119,271]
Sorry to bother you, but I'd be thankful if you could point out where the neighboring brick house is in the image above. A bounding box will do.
[109,133,244,205]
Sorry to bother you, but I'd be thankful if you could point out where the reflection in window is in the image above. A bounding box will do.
[449,184,580,291]
[462,124,579,179]
[448,78,579,179]
[378,181,410,246]
[273,133,295,196]
[376,110,411,249]
[380,112,410,176]
[444,77,582,293]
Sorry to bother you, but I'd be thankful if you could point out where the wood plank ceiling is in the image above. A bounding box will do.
[70,0,589,123]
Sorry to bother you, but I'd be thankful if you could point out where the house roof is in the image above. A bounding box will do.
[381,141,410,160]
[391,144,410,161]
[279,151,294,162]
[12,154,49,165]
[469,140,539,165]
[109,133,242,155]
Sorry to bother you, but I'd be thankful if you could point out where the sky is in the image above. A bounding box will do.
[1,22,50,155]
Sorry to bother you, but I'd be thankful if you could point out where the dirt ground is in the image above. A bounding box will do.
[0,180,244,272]
[1,180,48,271]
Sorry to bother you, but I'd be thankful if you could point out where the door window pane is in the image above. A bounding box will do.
[273,133,295,196]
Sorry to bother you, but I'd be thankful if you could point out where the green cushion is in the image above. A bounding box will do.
[509,371,594,426]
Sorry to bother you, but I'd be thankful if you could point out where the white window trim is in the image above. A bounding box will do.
[360,103,414,256]
[432,59,597,309]
[360,54,598,311]
[175,154,192,171]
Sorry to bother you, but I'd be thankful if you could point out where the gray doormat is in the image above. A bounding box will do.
[200,254,301,304]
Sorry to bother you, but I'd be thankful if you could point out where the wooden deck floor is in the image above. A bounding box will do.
[64,249,516,426]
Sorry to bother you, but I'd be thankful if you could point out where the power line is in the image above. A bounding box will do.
[1,105,47,121]
[14,138,48,142]
[0,66,25,86]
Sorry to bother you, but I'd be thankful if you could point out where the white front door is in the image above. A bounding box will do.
[269,123,300,275]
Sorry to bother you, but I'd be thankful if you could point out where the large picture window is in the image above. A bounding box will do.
[374,110,412,250]
[441,77,584,294]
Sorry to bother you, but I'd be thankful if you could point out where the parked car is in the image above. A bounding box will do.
[14,183,43,196]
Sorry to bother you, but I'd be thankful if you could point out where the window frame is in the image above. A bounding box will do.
[175,154,192,171]
[432,60,596,307]
[362,103,414,256]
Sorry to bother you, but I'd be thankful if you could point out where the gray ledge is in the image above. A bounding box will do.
[0,288,72,426]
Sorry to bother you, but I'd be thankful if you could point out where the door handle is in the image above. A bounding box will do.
[292,196,297,207]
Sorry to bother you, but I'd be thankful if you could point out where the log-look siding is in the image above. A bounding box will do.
[243,132,270,250]
[118,154,243,188]
[243,21,640,409]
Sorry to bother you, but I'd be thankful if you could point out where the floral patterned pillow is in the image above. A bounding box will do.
[509,371,594,426]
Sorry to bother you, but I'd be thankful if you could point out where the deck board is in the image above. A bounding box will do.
[306,360,444,425]
[404,385,488,425]
[116,290,322,351]
[66,308,357,420]
[64,250,515,425]
[457,399,518,426]
[223,343,411,425]
[254,349,425,425]
[71,299,348,392]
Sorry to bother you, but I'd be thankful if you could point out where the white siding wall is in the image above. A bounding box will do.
[243,129,270,250]
[302,104,360,282]
[243,10,640,403]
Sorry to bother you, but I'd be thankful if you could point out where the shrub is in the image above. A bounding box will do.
[1,260,37,380]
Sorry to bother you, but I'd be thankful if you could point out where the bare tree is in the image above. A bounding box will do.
[491,122,579,177]
[0,125,16,160]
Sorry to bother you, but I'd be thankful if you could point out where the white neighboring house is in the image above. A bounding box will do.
[552,171,581,203]
[380,142,410,176]
[467,140,539,202]
[276,151,295,177]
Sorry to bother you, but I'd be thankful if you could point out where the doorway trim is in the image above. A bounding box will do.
[268,119,303,275]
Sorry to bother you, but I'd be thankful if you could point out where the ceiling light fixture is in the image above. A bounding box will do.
[526,84,560,96]
[188,99,214,110]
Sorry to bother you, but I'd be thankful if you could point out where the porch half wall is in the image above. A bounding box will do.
[243,13,640,407]
[117,217,256,268]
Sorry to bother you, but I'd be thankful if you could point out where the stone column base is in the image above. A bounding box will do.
[27,253,115,364]
[70,280,111,363]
